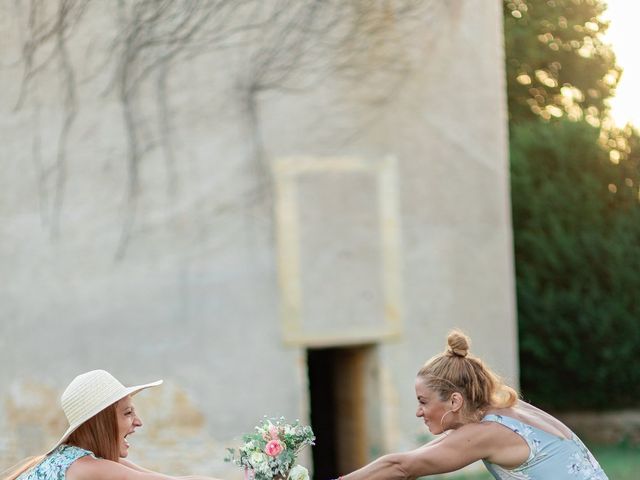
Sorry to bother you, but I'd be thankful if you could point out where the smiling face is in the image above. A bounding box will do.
[415,377,452,435]
[116,396,142,457]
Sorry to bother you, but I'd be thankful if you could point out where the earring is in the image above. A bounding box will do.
[439,409,453,430]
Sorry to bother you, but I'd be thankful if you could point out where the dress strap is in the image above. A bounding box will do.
[17,445,95,480]
[52,445,95,472]
[481,414,538,462]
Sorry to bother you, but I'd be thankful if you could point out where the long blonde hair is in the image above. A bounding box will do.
[2,402,119,480]
[417,330,518,421]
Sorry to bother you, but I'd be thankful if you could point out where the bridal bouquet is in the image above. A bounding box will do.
[226,417,315,480]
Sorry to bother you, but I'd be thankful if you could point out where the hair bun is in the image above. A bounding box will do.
[447,330,470,357]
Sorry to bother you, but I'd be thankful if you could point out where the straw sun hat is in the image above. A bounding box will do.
[47,369,162,454]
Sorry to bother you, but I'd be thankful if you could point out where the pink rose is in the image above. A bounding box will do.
[265,440,284,457]
[269,425,279,440]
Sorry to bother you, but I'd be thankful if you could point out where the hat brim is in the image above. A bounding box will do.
[46,379,163,455]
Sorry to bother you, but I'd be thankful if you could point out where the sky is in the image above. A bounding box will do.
[601,0,640,127]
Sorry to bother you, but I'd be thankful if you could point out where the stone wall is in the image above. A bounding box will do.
[0,1,515,477]
[557,410,640,445]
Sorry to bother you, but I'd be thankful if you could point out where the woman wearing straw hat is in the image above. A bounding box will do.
[3,370,225,480]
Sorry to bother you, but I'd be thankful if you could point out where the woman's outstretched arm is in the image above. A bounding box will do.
[69,456,225,480]
[118,459,155,473]
[340,423,495,480]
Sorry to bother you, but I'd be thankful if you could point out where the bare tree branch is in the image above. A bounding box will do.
[9,0,456,258]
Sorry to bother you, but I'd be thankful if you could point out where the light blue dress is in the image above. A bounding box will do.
[17,445,95,480]
[481,414,608,479]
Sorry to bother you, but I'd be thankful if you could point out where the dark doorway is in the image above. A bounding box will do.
[307,345,375,479]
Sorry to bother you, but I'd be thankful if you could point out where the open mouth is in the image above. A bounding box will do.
[124,432,133,448]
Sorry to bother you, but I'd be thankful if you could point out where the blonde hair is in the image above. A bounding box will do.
[2,402,119,480]
[417,330,518,421]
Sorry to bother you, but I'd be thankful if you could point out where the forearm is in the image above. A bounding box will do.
[340,454,413,480]
[118,462,223,480]
[177,476,224,480]
[119,459,155,473]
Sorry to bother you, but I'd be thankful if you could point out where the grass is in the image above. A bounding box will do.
[424,442,640,480]
[589,443,640,480]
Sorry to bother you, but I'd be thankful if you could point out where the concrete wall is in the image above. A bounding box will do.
[0,1,516,477]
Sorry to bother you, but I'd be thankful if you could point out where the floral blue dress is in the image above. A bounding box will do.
[481,414,608,479]
[17,445,95,480]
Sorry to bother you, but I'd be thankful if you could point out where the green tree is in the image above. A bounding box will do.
[511,119,640,409]
[504,0,620,125]
[504,0,640,409]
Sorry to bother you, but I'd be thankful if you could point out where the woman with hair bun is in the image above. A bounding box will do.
[332,330,608,480]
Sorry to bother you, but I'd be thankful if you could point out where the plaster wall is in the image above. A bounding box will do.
[0,1,516,477]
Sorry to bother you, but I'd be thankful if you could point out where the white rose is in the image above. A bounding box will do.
[288,465,309,480]
[256,462,271,475]
[250,451,268,466]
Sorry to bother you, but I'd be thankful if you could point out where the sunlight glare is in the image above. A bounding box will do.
[601,1,640,127]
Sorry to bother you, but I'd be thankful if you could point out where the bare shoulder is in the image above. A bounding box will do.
[429,421,516,454]
[66,456,170,480]
[449,420,512,440]
[460,420,502,432]
[66,456,120,480]
[440,419,529,458]
[491,401,574,439]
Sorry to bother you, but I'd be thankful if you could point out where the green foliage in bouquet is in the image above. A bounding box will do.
[226,417,315,480]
